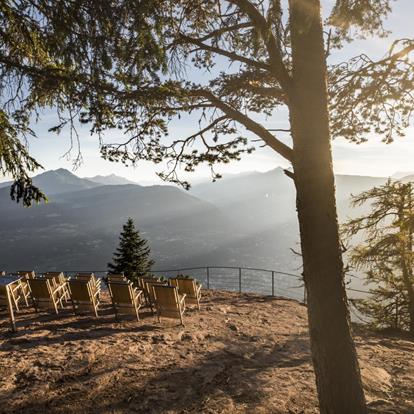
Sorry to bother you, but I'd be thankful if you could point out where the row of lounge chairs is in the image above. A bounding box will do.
[1,271,202,327]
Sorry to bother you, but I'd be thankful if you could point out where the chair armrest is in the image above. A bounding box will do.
[51,284,66,295]
[179,293,186,305]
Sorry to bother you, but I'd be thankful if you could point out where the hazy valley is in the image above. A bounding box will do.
[0,167,406,286]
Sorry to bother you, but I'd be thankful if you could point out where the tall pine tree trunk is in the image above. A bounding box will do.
[288,1,367,412]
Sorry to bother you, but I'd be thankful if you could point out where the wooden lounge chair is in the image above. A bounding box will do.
[17,270,36,279]
[75,272,101,297]
[28,278,66,314]
[0,279,23,311]
[138,276,161,306]
[0,285,17,331]
[152,285,186,326]
[10,280,25,310]
[0,276,26,311]
[108,281,143,321]
[69,279,100,317]
[170,278,202,310]
[145,280,168,310]
[15,272,34,306]
[138,276,161,290]
[44,272,70,302]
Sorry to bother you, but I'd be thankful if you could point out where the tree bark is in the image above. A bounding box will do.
[398,195,414,335]
[288,1,367,412]
[401,263,414,335]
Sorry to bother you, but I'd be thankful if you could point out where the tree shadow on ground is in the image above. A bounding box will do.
[353,324,414,352]
[0,305,170,350]
[0,332,315,414]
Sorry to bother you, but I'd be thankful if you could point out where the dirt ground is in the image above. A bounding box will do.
[0,290,413,414]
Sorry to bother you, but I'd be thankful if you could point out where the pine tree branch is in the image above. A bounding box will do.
[178,33,270,71]
[228,0,293,92]
[192,89,293,161]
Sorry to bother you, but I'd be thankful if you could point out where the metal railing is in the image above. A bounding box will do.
[17,265,372,307]
[152,266,306,302]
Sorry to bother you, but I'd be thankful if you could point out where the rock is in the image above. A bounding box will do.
[151,334,166,344]
[180,333,194,342]
[361,364,392,393]
[367,399,399,414]
[228,323,239,332]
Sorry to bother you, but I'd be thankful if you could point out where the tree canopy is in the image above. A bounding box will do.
[1,0,412,203]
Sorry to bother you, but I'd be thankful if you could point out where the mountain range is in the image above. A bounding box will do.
[0,169,137,192]
[0,167,410,294]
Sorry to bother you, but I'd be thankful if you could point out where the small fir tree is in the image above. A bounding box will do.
[343,180,414,335]
[108,218,154,283]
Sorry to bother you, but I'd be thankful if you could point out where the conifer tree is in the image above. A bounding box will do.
[108,218,154,282]
[343,180,414,335]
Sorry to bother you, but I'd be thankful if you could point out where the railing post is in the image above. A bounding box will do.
[271,271,275,296]
[206,267,210,289]
[238,267,242,293]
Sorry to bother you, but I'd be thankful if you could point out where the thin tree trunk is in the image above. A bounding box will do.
[400,240,414,335]
[398,198,414,335]
[405,188,414,335]
[402,265,414,335]
[288,1,367,412]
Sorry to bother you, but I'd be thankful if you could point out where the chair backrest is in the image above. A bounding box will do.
[75,273,98,285]
[139,276,161,290]
[153,285,180,310]
[169,278,179,288]
[107,274,127,283]
[69,280,93,302]
[146,281,167,303]
[0,285,8,305]
[108,282,134,305]
[28,278,52,299]
[44,272,62,287]
[17,270,36,279]
[76,272,94,279]
[58,273,67,284]
[44,272,64,279]
[176,278,198,295]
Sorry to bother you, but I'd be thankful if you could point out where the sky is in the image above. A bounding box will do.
[3,0,414,185]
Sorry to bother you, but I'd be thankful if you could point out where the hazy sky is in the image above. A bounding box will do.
[5,0,414,184]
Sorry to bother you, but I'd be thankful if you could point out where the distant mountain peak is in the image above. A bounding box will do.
[393,171,414,180]
[13,168,100,195]
[53,168,72,174]
[86,174,138,186]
